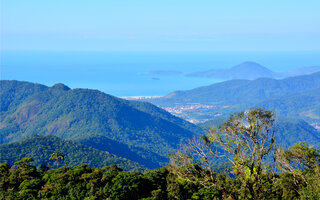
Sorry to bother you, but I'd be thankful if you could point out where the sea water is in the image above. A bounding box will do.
[1,50,319,97]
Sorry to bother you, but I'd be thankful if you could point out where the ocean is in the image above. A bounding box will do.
[1,50,320,97]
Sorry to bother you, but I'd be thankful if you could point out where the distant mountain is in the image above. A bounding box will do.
[147,72,320,126]
[281,66,320,77]
[199,118,320,148]
[0,80,203,168]
[187,62,277,79]
[187,61,320,80]
[150,71,320,107]
[0,135,145,171]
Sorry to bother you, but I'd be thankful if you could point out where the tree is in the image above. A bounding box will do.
[0,163,11,196]
[14,157,34,169]
[49,151,64,168]
[104,171,147,200]
[170,108,277,199]
[276,142,320,199]
[276,141,320,173]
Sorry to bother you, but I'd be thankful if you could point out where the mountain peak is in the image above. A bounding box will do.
[186,61,276,80]
[241,61,261,65]
[51,83,71,91]
[228,62,275,79]
[232,61,267,70]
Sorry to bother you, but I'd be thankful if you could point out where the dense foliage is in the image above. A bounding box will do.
[0,135,144,171]
[0,80,203,168]
[1,152,319,200]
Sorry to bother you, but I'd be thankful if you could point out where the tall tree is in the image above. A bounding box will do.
[170,108,277,199]
[49,151,64,168]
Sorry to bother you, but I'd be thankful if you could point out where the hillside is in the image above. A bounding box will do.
[0,135,144,171]
[145,71,320,128]
[186,61,277,79]
[150,71,320,107]
[254,87,320,122]
[0,80,203,168]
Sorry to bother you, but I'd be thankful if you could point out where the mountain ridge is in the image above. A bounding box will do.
[0,80,203,168]
[150,71,320,106]
[146,72,320,127]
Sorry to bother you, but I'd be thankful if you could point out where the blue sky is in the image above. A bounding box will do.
[2,0,320,51]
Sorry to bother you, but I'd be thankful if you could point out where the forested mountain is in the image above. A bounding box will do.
[148,72,320,125]
[254,87,320,122]
[0,80,203,168]
[0,135,144,171]
[151,71,320,106]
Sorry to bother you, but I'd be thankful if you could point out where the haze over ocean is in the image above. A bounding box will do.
[1,50,319,96]
[2,1,319,96]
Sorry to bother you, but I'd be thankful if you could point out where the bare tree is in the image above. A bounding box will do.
[169,136,220,188]
[170,108,277,199]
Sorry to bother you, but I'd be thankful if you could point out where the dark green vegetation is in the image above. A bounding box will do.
[1,159,317,200]
[0,135,144,171]
[0,159,165,200]
[0,80,203,168]
[1,109,319,200]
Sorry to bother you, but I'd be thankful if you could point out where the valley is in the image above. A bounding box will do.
[2,73,320,171]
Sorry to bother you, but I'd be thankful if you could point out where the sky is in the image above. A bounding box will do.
[1,0,320,51]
